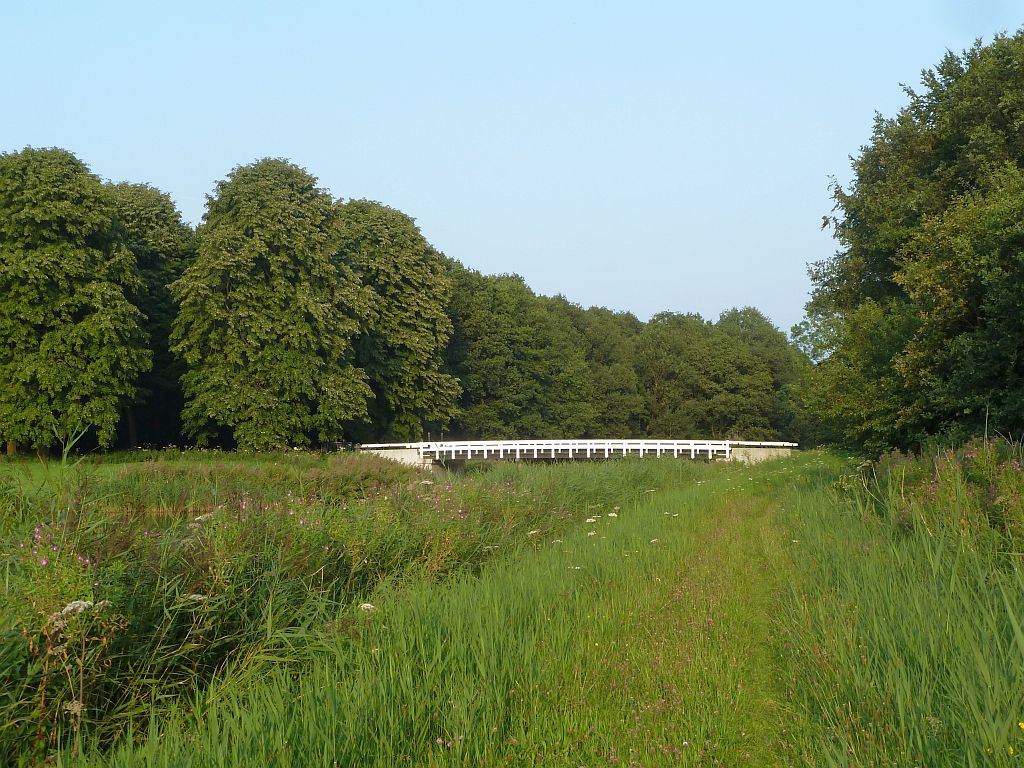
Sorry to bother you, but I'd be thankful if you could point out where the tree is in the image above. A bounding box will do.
[799,300,918,452]
[446,266,595,438]
[108,183,195,447]
[894,166,1024,437]
[171,159,370,450]
[634,313,775,439]
[334,200,460,441]
[715,307,811,439]
[547,298,646,437]
[532,295,599,436]
[806,31,1024,450]
[0,148,150,450]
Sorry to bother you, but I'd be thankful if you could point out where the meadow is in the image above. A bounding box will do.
[1,443,1023,766]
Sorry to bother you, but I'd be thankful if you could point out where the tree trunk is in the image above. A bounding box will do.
[5,440,14,457]
[125,410,139,448]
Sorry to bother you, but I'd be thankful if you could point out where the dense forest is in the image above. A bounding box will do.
[4,31,1024,456]
[0,151,808,453]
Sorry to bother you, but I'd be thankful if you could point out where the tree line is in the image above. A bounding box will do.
[0,148,810,453]
[7,34,1024,457]
[801,30,1024,454]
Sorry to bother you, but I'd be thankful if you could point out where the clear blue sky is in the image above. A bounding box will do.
[3,1,1021,333]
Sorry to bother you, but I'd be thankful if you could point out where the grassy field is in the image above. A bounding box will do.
[2,443,1023,766]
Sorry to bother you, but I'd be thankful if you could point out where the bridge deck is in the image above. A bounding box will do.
[360,439,797,465]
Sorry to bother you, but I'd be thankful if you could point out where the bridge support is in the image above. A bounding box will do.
[362,447,434,469]
[729,446,793,464]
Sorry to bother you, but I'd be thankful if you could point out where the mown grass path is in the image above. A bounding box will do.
[545,477,815,767]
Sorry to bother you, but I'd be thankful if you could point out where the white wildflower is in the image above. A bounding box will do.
[587,531,597,536]
[188,511,216,530]
[585,517,597,523]
[649,539,659,544]
[606,512,618,518]
[359,603,376,612]
[527,529,540,536]
[61,600,93,615]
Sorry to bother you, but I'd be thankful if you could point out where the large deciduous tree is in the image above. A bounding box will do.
[0,147,150,450]
[446,266,596,438]
[171,159,370,450]
[716,307,811,440]
[109,183,195,447]
[334,200,460,441]
[806,31,1024,451]
[634,313,775,439]
[547,298,646,437]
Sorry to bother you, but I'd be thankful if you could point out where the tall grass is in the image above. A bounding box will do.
[76,456,811,767]
[777,438,1024,766]
[0,452,686,765]
[8,444,1022,766]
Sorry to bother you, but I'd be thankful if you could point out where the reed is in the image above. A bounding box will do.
[776,438,1024,766]
[0,452,686,764]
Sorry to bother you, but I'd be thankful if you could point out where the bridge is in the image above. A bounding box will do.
[360,439,797,468]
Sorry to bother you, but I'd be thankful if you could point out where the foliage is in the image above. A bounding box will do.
[716,307,811,438]
[108,183,195,447]
[0,148,150,451]
[806,32,1024,451]
[0,146,812,450]
[445,265,597,438]
[446,261,809,442]
[894,167,1024,436]
[170,159,371,450]
[634,312,776,438]
[549,298,647,437]
[799,299,919,453]
[334,200,461,441]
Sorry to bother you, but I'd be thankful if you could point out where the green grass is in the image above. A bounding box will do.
[74,458,809,767]
[4,444,1023,766]
[775,440,1024,766]
[0,452,690,764]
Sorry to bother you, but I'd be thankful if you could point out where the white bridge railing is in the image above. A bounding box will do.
[360,439,797,463]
